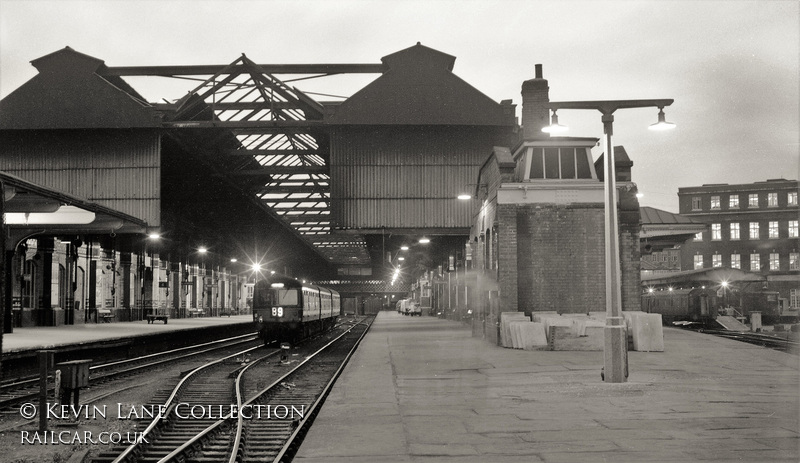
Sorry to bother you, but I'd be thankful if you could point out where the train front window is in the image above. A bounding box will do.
[274,289,300,306]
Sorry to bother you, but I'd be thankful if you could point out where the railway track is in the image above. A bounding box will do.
[0,333,261,411]
[91,316,372,463]
[700,328,800,352]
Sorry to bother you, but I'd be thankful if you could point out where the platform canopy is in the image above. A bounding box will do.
[2,171,149,247]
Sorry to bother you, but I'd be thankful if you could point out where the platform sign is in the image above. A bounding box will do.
[158,281,169,288]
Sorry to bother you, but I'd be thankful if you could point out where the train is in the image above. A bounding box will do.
[252,277,340,344]
[641,288,783,325]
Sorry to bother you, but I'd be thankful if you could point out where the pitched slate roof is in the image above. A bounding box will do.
[326,43,513,126]
[0,47,160,129]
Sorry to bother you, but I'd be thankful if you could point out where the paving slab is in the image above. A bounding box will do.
[295,311,800,463]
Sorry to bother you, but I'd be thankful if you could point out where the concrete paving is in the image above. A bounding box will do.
[295,311,800,463]
[1,315,254,353]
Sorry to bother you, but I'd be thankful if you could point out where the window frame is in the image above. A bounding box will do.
[768,221,779,239]
[711,223,722,241]
[750,253,761,271]
[749,222,760,240]
[767,192,778,207]
[729,222,740,240]
[769,253,780,271]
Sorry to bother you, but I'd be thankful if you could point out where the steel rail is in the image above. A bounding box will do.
[271,316,373,462]
[151,318,369,463]
[0,333,260,409]
[110,344,265,463]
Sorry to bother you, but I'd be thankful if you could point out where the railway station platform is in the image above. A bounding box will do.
[1,315,255,354]
[296,311,800,463]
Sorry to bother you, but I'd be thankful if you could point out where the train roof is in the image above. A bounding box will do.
[641,267,765,286]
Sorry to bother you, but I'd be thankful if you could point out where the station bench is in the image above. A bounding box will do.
[97,309,115,323]
[187,308,204,318]
[146,310,169,324]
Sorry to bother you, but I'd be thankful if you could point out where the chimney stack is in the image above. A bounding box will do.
[521,64,550,140]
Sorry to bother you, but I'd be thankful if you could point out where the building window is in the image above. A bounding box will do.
[712,254,722,268]
[789,191,798,206]
[711,223,721,240]
[731,253,741,269]
[768,221,779,238]
[693,254,703,269]
[750,254,760,271]
[729,195,739,209]
[767,192,778,207]
[526,147,593,180]
[710,196,720,209]
[748,194,758,207]
[691,197,702,211]
[790,220,798,238]
[769,253,780,271]
[749,222,760,240]
[694,232,703,241]
[791,289,799,309]
[730,223,740,240]
[790,252,799,271]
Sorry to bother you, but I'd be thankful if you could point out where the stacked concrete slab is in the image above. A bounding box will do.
[530,312,605,351]
[499,312,528,347]
[500,311,664,352]
[622,311,664,352]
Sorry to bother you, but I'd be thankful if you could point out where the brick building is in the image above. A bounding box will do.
[467,66,641,344]
[677,179,799,311]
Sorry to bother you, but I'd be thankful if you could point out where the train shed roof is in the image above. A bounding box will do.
[326,43,514,126]
[0,47,160,129]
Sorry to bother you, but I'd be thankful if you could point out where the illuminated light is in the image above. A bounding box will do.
[648,288,654,293]
[270,270,276,275]
[271,283,285,288]
[457,194,471,200]
[648,108,676,131]
[198,247,208,253]
[148,233,161,240]
[721,281,728,287]
[636,193,644,199]
[302,280,306,284]
[230,258,238,263]
[400,246,409,251]
[542,110,568,133]
[4,205,95,225]
[398,257,405,261]
[252,263,261,271]
[418,238,430,244]
[668,287,674,291]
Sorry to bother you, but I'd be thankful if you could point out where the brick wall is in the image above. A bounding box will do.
[496,204,518,313]
[515,204,606,314]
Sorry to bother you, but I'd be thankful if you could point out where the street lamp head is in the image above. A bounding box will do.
[542,110,569,134]
[457,193,472,200]
[649,108,676,131]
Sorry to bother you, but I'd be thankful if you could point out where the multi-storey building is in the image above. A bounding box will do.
[678,179,799,311]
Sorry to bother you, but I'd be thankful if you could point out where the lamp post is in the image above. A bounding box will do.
[544,99,675,383]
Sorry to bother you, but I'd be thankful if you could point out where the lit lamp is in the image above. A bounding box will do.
[544,98,675,383]
[541,110,568,134]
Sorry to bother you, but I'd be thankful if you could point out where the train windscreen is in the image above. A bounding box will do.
[255,287,300,307]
